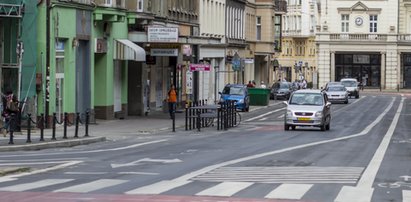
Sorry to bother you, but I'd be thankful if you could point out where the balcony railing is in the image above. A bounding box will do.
[275,0,287,13]
[398,34,411,41]
[71,0,93,5]
[329,33,387,41]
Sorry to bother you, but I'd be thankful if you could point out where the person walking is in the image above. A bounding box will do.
[260,81,267,88]
[2,89,19,136]
[167,84,177,119]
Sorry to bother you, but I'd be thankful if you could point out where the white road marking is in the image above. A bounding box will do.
[192,166,363,184]
[139,98,395,193]
[125,180,191,195]
[0,139,168,158]
[111,158,182,168]
[54,179,126,193]
[245,108,285,122]
[118,172,159,175]
[403,190,411,202]
[0,179,73,192]
[265,184,313,200]
[335,97,404,202]
[278,114,285,119]
[196,182,253,197]
[0,161,82,182]
[260,117,268,121]
[64,172,107,175]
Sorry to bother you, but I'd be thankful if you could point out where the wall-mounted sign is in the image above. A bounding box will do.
[244,58,254,64]
[150,49,178,56]
[190,64,211,72]
[186,70,193,94]
[148,27,179,43]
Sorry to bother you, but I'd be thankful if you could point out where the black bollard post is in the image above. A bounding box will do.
[74,112,79,138]
[63,112,68,139]
[8,114,15,144]
[85,110,89,137]
[197,109,201,132]
[185,104,188,131]
[40,113,45,141]
[224,101,228,130]
[26,114,32,143]
[52,113,56,140]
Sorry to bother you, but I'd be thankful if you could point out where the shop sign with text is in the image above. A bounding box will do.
[190,64,211,71]
[148,27,179,43]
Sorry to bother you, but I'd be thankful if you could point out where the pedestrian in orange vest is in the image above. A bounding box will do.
[167,84,177,119]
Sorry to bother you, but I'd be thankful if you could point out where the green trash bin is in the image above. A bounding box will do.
[248,88,270,106]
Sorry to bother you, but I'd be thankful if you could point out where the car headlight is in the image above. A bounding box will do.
[315,111,323,117]
[238,99,244,103]
[286,110,293,117]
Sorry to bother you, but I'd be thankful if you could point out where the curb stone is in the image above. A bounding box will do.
[0,137,106,152]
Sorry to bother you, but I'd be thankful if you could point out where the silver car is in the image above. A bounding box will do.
[284,89,332,131]
[325,85,349,104]
[340,78,360,99]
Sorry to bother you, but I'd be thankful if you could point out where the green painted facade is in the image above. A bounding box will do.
[37,1,131,121]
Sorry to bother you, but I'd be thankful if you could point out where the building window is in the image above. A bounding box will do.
[370,15,378,33]
[256,16,261,41]
[104,0,112,6]
[137,0,143,12]
[341,14,349,32]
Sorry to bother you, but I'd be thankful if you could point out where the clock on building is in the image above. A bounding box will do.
[355,17,363,26]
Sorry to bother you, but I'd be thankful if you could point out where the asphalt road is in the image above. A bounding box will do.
[0,92,410,202]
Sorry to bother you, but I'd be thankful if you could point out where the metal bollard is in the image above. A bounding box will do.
[63,112,68,139]
[52,113,56,140]
[26,114,32,143]
[197,109,201,132]
[74,112,79,138]
[40,113,45,141]
[85,110,89,137]
[185,104,188,131]
[8,114,15,144]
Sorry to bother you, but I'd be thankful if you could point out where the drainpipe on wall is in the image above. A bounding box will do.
[45,0,50,127]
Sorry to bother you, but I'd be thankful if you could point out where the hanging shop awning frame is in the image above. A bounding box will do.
[114,39,146,62]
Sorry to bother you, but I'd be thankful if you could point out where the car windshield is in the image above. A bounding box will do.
[290,93,323,106]
[272,83,289,89]
[328,86,345,92]
[222,86,244,95]
[341,80,357,87]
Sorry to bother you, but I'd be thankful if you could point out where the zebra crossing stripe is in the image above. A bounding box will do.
[0,179,73,192]
[53,179,126,193]
[265,183,312,200]
[195,182,253,197]
[403,190,411,202]
[125,180,191,195]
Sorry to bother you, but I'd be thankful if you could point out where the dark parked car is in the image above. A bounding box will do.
[219,84,250,112]
[270,82,293,100]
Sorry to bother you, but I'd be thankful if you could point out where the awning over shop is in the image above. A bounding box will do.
[114,39,146,61]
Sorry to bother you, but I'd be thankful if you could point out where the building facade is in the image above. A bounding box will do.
[128,0,200,114]
[398,0,411,89]
[316,0,399,89]
[277,0,317,85]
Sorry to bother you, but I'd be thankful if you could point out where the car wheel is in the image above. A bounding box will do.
[284,124,289,131]
[291,126,296,130]
[320,124,326,131]
[344,99,348,104]
[355,94,359,99]
[326,122,330,130]
[245,106,249,112]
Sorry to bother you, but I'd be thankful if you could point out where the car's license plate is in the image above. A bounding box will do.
[298,117,311,121]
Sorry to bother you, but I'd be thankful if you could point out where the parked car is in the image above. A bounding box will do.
[284,89,332,131]
[325,85,349,104]
[340,78,360,99]
[270,82,293,100]
[219,84,250,112]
